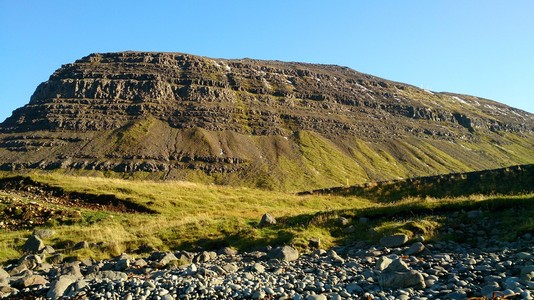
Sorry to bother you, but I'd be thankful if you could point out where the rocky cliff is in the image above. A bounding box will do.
[1,52,533,190]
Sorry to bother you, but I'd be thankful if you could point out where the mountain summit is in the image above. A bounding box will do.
[1,52,533,190]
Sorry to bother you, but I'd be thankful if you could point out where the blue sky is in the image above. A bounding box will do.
[1,0,533,122]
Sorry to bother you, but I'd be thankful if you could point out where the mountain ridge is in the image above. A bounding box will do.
[1,51,533,191]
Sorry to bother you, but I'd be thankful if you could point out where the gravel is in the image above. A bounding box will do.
[1,234,533,299]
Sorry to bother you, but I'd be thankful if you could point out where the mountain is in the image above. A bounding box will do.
[1,52,533,191]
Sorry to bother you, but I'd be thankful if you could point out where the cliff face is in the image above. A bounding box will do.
[1,52,533,190]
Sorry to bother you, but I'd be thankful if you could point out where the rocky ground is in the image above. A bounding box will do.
[1,228,533,300]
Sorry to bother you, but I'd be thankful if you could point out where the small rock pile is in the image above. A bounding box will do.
[0,199,65,230]
[1,231,533,300]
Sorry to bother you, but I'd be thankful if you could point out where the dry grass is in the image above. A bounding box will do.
[0,172,533,263]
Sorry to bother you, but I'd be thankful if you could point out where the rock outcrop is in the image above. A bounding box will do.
[1,52,533,190]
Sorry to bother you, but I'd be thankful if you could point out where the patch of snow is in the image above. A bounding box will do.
[510,110,527,119]
[452,96,469,105]
[423,89,434,95]
[356,83,369,92]
[484,104,505,113]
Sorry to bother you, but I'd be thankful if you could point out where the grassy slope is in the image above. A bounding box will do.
[306,164,534,201]
[1,171,533,263]
[3,115,534,193]
[0,172,373,261]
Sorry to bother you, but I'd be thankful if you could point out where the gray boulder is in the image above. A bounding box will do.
[346,283,363,293]
[386,259,411,272]
[222,263,239,274]
[133,258,148,268]
[198,267,218,277]
[12,274,49,289]
[209,265,227,275]
[308,238,321,249]
[0,268,8,281]
[521,265,534,281]
[194,251,214,263]
[47,275,78,299]
[41,246,56,255]
[22,235,45,253]
[252,289,266,299]
[269,246,299,262]
[259,213,277,227]
[0,268,8,287]
[73,241,89,250]
[156,252,178,268]
[219,247,238,256]
[175,252,193,264]
[379,258,425,290]
[0,286,18,298]
[61,262,82,279]
[326,250,345,264]
[405,242,425,255]
[115,257,131,271]
[48,253,64,264]
[65,279,88,298]
[185,264,198,275]
[85,270,128,281]
[375,256,393,271]
[7,264,27,276]
[18,254,43,270]
[252,263,265,273]
[380,234,409,248]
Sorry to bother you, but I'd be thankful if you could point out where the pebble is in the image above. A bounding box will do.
[2,227,533,300]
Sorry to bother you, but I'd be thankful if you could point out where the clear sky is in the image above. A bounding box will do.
[1,0,533,123]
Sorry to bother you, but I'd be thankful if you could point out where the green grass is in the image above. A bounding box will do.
[0,172,533,263]
[112,117,157,153]
[308,164,534,201]
[0,172,373,262]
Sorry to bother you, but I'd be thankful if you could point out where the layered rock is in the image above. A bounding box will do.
[1,52,533,190]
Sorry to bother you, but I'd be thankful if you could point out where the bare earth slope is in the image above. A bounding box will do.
[1,52,533,190]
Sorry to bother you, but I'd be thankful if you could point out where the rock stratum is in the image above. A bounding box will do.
[1,52,533,190]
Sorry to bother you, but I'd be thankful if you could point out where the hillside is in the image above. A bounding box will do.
[303,164,534,201]
[1,52,533,191]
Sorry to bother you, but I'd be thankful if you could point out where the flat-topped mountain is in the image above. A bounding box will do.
[1,52,533,190]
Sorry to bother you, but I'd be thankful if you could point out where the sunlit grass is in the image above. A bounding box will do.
[0,172,533,263]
